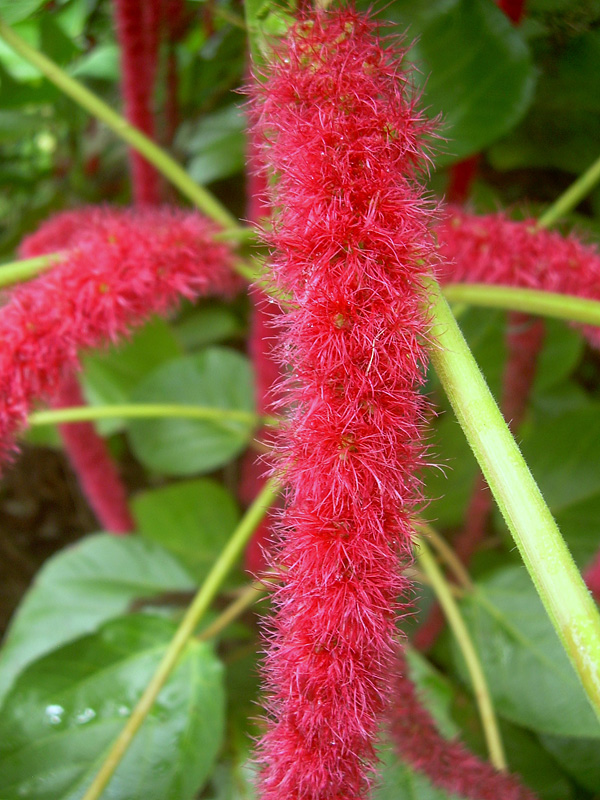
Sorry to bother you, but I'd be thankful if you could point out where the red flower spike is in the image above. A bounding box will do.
[250,9,436,798]
[438,206,600,350]
[389,650,538,800]
[52,372,135,533]
[114,0,162,204]
[2,206,239,470]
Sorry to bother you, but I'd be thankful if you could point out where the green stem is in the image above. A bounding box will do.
[28,403,263,428]
[538,152,600,228]
[81,477,280,800]
[416,537,506,771]
[0,17,239,231]
[443,284,600,328]
[0,253,62,287]
[426,276,600,721]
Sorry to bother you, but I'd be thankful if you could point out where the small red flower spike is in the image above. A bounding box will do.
[250,8,436,798]
[437,206,600,350]
[3,206,239,470]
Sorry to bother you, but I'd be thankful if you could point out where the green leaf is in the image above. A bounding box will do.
[455,566,600,737]
[519,405,600,566]
[0,0,45,24]
[540,734,600,792]
[0,615,225,800]
[489,31,600,174]
[405,649,460,739]
[128,347,256,476]
[0,534,195,706]
[82,317,182,435]
[373,740,460,800]
[175,304,245,350]
[70,44,120,80]
[133,478,240,582]
[390,0,536,163]
[183,105,246,186]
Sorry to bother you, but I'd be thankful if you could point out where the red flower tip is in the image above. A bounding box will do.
[249,8,437,798]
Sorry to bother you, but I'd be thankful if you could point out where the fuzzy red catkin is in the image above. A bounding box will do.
[113,0,162,204]
[437,206,600,350]
[52,372,135,533]
[2,206,239,470]
[250,9,436,798]
[19,208,137,534]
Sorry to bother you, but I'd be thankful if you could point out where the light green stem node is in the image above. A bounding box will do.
[416,537,506,770]
[81,478,280,800]
[425,276,600,722]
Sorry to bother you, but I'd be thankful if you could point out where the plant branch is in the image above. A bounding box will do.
[28,403,273,428]
[425,276,600,721]
[538,152,600,228]
[416,536,506,771]
[81,477,281,800]
[417,521,473,592]
[443,284,600,327]
[0,17,240,231]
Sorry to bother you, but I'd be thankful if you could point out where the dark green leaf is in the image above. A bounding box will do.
[389,0,536,163]
[374,740,460,800]
[0,1,45,24]
[0,615,225,800]
[0,534,195,706]
[455,567,600,737]
[128,348,256,476]
[175,305,245,350]
[133,478,240,582]
[82,317,182,435]
[184,105,246,185]
[540,733,600,792]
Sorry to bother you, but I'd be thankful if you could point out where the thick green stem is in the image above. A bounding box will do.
[443,284,600,328]
[416,537,506,770]
[538,152,600,228]
[426,276,600,721]
[81,477,280,800]
[0,17,239,231]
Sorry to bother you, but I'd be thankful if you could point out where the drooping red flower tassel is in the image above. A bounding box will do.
[389,650,538,800]
[438,207,600,350]
[52,373,135,533]
[113,0,163,204]
[2,206,239,470]
[250,9,436,797]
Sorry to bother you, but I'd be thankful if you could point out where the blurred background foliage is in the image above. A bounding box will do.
[0,1,600,799]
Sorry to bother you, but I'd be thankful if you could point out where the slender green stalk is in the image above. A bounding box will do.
[426,276,600,720]
[0,17,239,231]
[28,403,262,428]
[443,284,600,328]
[416,537,506,770]
[0,253,62,287]
[81,477,280,800]
[417,521,473,592]
[538,152,600,228]
[198,579,268,641]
